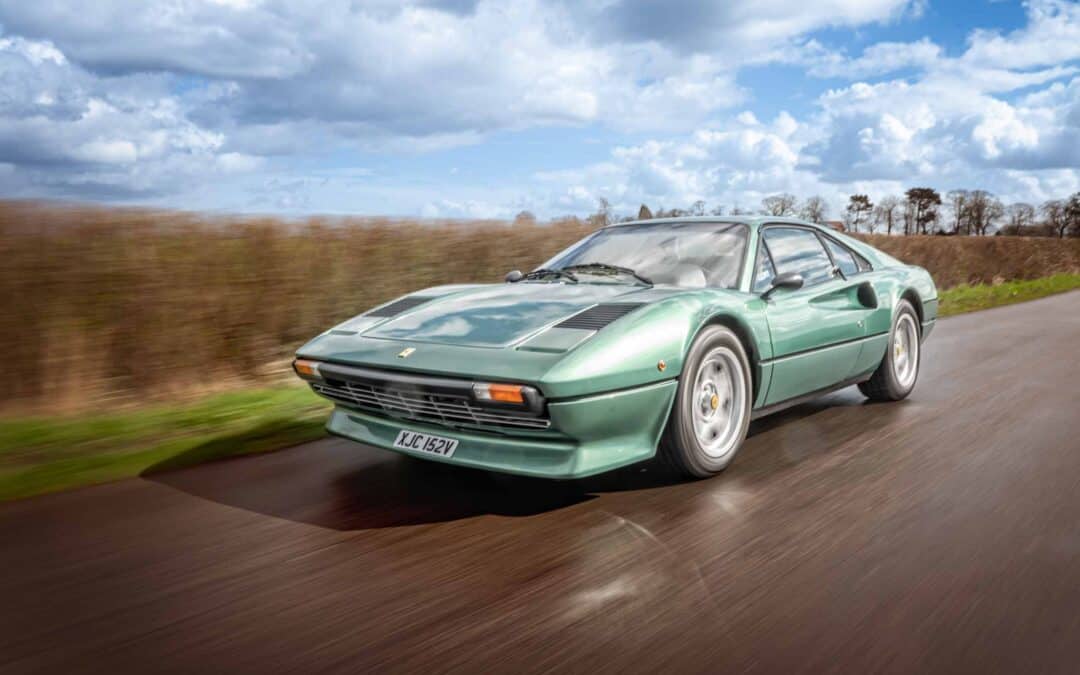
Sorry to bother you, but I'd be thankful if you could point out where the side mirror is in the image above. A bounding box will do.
[761,272,803,300]
[505,270,524,283]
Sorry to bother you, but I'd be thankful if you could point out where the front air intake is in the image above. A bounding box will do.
[555,303,645,330]
[365,296,435,318]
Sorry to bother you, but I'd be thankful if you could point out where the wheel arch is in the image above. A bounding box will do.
[899,287,924,327]
[692,312,762,403]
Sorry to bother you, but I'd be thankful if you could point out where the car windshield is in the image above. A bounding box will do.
[540,222,748,289]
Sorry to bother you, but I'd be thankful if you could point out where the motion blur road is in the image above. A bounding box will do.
[3,292,1079,674]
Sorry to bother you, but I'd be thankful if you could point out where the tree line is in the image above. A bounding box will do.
[536,189,1080,237]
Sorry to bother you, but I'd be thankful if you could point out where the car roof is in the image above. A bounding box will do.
[604,215,819,230]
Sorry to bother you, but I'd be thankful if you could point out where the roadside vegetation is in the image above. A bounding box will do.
[937,274,1080,317]
[0,387,329,501]
[1,200,1078,501]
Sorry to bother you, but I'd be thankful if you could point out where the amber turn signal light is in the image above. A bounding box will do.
[293,359,322,380]
[472,382,525,404]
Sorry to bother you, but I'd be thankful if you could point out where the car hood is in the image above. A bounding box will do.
[362,282,657,348]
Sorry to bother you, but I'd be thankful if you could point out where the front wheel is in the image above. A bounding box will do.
[660,325,752,478]
[859,299,921,401]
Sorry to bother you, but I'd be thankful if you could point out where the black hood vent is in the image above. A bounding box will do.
[556,303,645,330]
[366,296,435,318]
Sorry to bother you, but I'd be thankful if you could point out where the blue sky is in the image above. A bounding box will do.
[0,0,1077,220]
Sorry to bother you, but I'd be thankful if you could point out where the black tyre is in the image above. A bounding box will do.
[859,299,921,402]
[660,325,752,478]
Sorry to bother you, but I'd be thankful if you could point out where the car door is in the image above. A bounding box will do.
[755,226,877,405]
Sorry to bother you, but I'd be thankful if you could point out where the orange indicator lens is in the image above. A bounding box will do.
[293,359,321,379]
[488,384,525,404]
[473,382,527,404]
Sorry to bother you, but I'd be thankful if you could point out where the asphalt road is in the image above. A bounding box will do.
[3,292,1079,674]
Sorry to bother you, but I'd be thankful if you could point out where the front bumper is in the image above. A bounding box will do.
[325,379,678,478]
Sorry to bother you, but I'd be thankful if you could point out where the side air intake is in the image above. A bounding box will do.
[556,303,645,330]
[366,296,435,318]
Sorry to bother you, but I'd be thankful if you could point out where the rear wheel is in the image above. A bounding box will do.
[660,325,752,478]
[859,299,921,401]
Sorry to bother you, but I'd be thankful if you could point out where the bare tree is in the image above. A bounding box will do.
[963,190,1003,235]
[512,210,537,226]
[946,189,970,235]
[845,194,873,233]
[688,200,706,217]
[902,199,916,235]
[1002,202,1036,235]
[762,193,798,217]
[799,196,828,224]
[986,197,1005,236]
[637,204,654,220]
[864,204,878,233]
[904,187,942,235]
[1066,192,1080,237]
[587,197,612,227]
[710,205,726,216]
[1041,199,1068,238]
[874,196,901,235]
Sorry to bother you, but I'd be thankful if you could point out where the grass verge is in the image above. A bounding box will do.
[937,273,1080,317]
[0,387,330,501]
[2,275,1077,502]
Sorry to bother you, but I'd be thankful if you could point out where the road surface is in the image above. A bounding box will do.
[2,292,1079,674]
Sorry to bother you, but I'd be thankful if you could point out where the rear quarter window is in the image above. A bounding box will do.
[821,236,859,277]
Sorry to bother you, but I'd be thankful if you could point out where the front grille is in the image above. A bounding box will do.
[312,378,550,431]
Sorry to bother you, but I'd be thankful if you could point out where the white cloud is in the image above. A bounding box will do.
[216,152,263,173]
[0,35,65,64]
[783,1,1080,194]
[805,37,941,77]
[0,0,1075,213]
[71,139,138,164]
[0,0,927,145]
[587,0,918,53]
[532,112,817,215]
[0,36,261,198]
[963,0,1080,69]
[421,199,508,219]
[528,0,1080,219]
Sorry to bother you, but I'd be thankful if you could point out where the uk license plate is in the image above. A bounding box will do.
[393,429,459,458]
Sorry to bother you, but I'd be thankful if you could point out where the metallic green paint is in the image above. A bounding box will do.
[364,282,649,348]
[297,216,937,477]
[325,379,677,478]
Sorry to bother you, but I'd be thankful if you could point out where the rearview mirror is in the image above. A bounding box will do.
[505,270,524,283]
[761,272,803,300]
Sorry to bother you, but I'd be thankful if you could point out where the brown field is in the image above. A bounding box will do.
[854,233,1080,289]
[2,200,1078,412]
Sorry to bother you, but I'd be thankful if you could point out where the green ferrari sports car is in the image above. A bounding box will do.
[294,216,936,479]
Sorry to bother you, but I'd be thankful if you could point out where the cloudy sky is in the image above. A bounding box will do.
[0,0,1077,218]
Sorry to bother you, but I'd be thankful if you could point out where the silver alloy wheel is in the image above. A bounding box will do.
[892,313,919,388]
[690,346,746,459]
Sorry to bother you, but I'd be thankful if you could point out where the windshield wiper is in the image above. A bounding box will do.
[561,262,653,286]
[523,267,578,283]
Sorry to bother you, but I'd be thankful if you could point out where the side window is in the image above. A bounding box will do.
[821,236,859,277]
[752,242,776,293]
[761,227,834,287]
